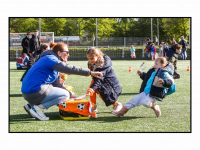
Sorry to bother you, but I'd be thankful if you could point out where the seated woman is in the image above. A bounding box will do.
[21,43,103,121]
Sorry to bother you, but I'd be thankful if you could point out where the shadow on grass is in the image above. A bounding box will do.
[120,93,139,95]
[9,94,23,97]
[10,68,26,72]
[9,111,146,123]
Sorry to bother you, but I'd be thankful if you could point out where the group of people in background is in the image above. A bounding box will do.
[142,36,188,60]
[129,36,188,80]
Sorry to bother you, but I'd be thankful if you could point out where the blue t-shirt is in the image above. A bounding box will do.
[150,46,155,52]
[21,55,59,94]
[131,48,135,53]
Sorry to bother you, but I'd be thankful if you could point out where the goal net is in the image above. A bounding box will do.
[9,32,54,48]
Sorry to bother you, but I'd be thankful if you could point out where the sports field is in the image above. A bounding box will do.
[9,60,191,132]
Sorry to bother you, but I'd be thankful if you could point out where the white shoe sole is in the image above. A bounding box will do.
[24,105,34,118]
[111,111,124,117]
[29,109,49,121]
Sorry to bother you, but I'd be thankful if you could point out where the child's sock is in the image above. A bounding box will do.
[112,101,118,106]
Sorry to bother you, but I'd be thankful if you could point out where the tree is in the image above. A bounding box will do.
[42,18,66,36]
[161,18,189,43]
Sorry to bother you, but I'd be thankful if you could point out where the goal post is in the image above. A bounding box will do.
[9,32,54,60]
[9,32,54,47]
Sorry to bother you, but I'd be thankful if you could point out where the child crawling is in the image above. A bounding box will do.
[112,57,175,117]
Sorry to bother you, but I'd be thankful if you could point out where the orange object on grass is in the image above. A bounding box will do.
[58,99,97,118]
[187,66,190,71]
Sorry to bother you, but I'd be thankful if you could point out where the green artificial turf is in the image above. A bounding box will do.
[9,60,191,132]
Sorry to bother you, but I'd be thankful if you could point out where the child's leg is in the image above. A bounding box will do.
[141,94,161,117]
[112,106,128,117]
[112,92,146,117]
[124,92,147,109]
[151,104,161,117]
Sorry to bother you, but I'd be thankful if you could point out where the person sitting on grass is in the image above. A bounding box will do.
[86,47,122,113]
[21,43,103,121]
[112,57,175,117]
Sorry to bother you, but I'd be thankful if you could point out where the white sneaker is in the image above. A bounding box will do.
[29,105,49,121]
[113,102,123,112]
[24,104,34,117]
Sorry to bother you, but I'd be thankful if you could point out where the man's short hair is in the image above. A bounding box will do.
[34,30,39,32]
[27,31,31,35]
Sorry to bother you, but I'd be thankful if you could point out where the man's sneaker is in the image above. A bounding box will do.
[113,102,123,112]
[24,104,34,117]
[29,105,49,121]
[153,105,161,117]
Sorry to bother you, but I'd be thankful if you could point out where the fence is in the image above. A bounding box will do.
[9,46,191,61]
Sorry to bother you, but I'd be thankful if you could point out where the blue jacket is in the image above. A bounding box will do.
[90,55,122,106]
[166,48,178,59]
[140,63,174,101]
[22,50,91,94]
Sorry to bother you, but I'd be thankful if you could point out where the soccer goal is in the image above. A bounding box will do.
[9,32,54,60]
[10,32,54,47]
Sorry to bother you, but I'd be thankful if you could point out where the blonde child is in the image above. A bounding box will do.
[86,47,122,112]
[130,45,136,58]
[112,57,174,117]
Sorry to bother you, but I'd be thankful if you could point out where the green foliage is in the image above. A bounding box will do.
[9,18,190,43]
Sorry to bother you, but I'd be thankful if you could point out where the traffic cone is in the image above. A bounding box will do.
[129,66,132,72]
[187,66,190,71]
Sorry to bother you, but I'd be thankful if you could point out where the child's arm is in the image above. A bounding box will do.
[139,71,147,80]
[158,76,173,88]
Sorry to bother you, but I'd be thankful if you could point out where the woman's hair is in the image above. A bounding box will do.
[49,42,68,54]
[39,43,49,52]
[87,47,105,71]
[155,57,167,66]
[172,44,182,51]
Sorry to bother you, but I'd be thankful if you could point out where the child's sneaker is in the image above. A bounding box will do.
[94,104,98,113]
[153,105,161,117]
[24,104,34,117]
[113,102,123,112]
[111,110,124,117]
[29,105,49,121]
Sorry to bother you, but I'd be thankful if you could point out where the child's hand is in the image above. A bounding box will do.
[86,88,94,96]
[91,71,104,79]
[158,78,164,83]
[137,69,142,75]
